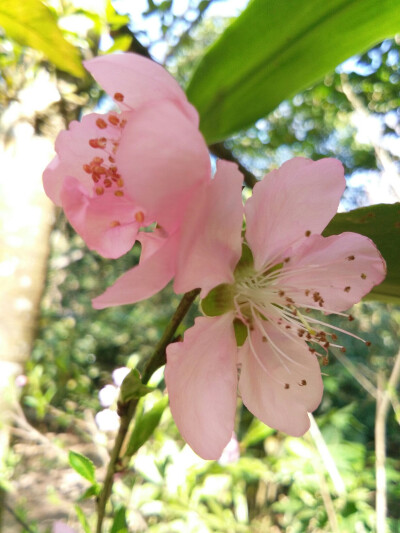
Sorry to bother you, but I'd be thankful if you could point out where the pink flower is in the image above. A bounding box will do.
[43,53,210,259]
[164,157,386,460]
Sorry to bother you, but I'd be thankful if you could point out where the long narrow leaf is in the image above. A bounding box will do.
[187,0,400,143]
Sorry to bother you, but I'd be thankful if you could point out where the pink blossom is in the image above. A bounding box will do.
[165,157,386,460]
[43,53,210,259]
[53,522,77,533]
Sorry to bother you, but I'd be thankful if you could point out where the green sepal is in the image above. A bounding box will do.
[200,283,234,317]
[233,318,248,347]
[119,369,154,404]
[234,243,254,278]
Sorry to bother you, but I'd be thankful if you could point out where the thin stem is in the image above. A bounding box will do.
[375,349,400,533]
[95,288,200,533]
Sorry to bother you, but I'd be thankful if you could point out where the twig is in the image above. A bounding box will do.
[308,413,346,496]
[95,288,200,533]
[4,501,36,533]
[210,142,258,188]
[332,347,377,399]
[375,349,400,533]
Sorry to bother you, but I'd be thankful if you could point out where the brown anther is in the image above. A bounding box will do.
[305,308,311,313]
[114,92,124,102]
[305,230,311,237]
[96,118,107,129]
[284,257,290,263]
[298,329,304,337]
[98,137,107,148]
[95,186,104,196]
[348,314,354,322]
[361,273,367,279]
[116,178,124,187]
[135,211,145,223]
[306,333,312,340]
[284,383,290,389]
[92,157,104,165]
[89,139,100,148]
[91,174,100,183]
[108,156,115,163]
[109,166,118,174]
[278,290,285,297]
[114,190,124,197]
[120,119,127,128]
[347,255,355,261]
[305,289,310,296]
[108,114,120,126]
[285,325,291,329]
[93,166,107,175]
[344,286,351,292]
[286,297,294,304]
[331,334,338,340]
[110,220,121,227]
[365,341,371,347]
[299,379,307,386]
[262,336,267,342]
[104,178,112,188]
[83,164,92,173]
[340,346,346,353]
[309,348,316,354]
[322,357,329,366]
[292,309,298,316]
[323,342,330,349]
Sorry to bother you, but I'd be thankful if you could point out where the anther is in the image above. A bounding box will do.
[114,92,124,102]
[96,118,107,129]
[305,230,311,237]
[299,379,307,386]
[344,286,351,292]
[348,314,354,321]
[104,179,112,188]
[262,336,267,342]
[322,357,329,366]
[108,114,120,126]
[347,255,355,261]
[83,164,92,173]
[284,257,290,263]
[278,290,285,297]
[116,178,124,187]
[331,334,338,340]
[110,220,121,227]
[114,190,124,197]
[340,346,346,353]
[108,156,115,163]
[95,186,104,195]
[135,211,145,223]
[284,383,290,389]
[305,290,310,296]
[361,273,367,279]
[365,341,371,347]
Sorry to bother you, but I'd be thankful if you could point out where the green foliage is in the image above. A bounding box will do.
[187,0,400,142]
[68,451,96,484]
[0,0,84,77]
[126,396,168,456]
[119,369,154,404]
[324,203,400,303]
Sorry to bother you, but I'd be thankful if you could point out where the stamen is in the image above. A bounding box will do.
[96,118,107,129]
[114,92,124,102]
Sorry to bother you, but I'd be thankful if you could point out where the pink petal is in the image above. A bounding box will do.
[43,111,128,205]
[245,158,345,270]
[281,232,386,312]
[61,177,140,258]
[165,314,238,460]
[84,53,198,124]
[116,100,211,231]
[174,160,244,296]
[238,325,323,436]
[53,522,77,533]
[92,231,179,308]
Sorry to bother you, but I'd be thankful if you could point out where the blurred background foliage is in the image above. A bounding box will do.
[0,0,399,532]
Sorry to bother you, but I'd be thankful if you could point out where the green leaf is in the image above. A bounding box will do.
[200,283,234,316]
[119,369,154,404]
[110,506,128,533]
[74,504,91,533]
[79,483,101,501]
[323,203,400,303]
[68,451,96,484]
[0,0,84,77]
[125,396,168,456]
[187,0,400,143]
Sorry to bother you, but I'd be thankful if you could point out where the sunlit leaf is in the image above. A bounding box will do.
[125,396,168,456]
[187,0,400,143]
[323,203,400,303]
[0,0,84,77]
[68,451,96,484]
